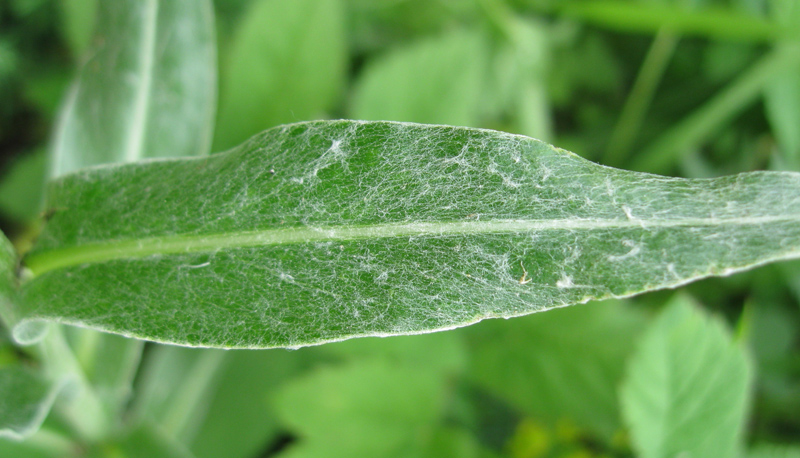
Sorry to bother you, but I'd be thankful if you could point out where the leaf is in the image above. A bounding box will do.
[620,294,753,458]
[466,300,647,441]
[0,231,17,329]
[213,0,346,151]
[270,360,448,458]
[84,423,196,458]
[350,28,489,127]
[49,0,217,176]
[15,120,800,349]
[0,149,48,223]
[749,444,800,458]
[764,43,800,168]
[57,0,97,59]
[0,367,65,441]
[188,348,330,458]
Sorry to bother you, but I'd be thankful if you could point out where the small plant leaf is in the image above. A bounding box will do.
[620,294,753,458]
[213,0,346,151]
[0,366,65,441]
[49,0,217,176]
[350,28,490,127]
[16,120,800,349]
[270,360,447,457]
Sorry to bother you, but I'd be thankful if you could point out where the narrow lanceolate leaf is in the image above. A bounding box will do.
[15,120,800,349]
[50,0,216,176]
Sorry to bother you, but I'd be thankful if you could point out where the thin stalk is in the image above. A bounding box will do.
[39,325,109,442]
[604,28,679,166]
[159,349,227,442]
[631,43,800,173]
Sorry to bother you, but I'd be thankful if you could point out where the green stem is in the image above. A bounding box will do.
[631,43,800,173]
[39,325,109,442]
[604,28,679,166]
[25,214,800,279]
[160,349,227,442]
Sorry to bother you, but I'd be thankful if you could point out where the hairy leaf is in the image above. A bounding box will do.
[49,0,216,176]
[15,120,800,348]
[620,295,753,458]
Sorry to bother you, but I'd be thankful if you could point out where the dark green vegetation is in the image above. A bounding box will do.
[1,0,799,457]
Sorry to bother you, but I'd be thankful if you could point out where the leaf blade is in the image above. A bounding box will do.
[620,295,753,458]
[18,120,800,348]
[49,0,217,176]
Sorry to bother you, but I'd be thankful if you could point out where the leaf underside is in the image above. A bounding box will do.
[16,120,800,348]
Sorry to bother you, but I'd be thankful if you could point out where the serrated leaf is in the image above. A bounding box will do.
[50,0,216,176]
[620,294,753,458]
[213,0,346,151]
[0,367,65,441]
[350,28,489,127]
[13,120,800,349]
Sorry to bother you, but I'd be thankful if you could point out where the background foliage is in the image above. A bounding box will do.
[0,0,799,457]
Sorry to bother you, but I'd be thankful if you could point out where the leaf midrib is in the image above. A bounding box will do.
[23,214,796,278]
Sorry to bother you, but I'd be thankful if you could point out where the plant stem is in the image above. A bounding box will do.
[631,43,800,173]
[39,325,109,442]
[160,349,227,442]
[604,27,679,166]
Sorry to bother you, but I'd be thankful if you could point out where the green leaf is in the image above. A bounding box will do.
[466,300,647,441]
[0,231,17,329]
[16,120,800,349]
[213,0,346,151]
[50,0,217,176]
[0,367,64,441]
[85,423,196,458]
[620,294,753,458]
[350,28,489,127]
[0,149,47,223]
[188,348,330,458]
[764,43,800,168]
[57,0,97,59]
[749,444,800,458]
[271,360,448,457]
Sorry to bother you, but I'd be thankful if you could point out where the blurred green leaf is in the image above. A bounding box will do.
[50,0,217,176]
[0,426,74,458]
[213,0,346,151]
[749,444,800,458]
[320,330,467,376]
[621,294,753,458]
[85,423,195,458]
[0,149,47,222]
[0,231,17,329]
[0,367,62,440]
[63,328,143,421]
[188,348,331,458]
[131,345,225,442]
[16,120,800,349]
[57,0,97,59]
[632,43,800,173]
[558,0,784,42]
[271,360,449,457]
[350,28,490,127]
[764,44,800,168]
[466,300,647,441]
